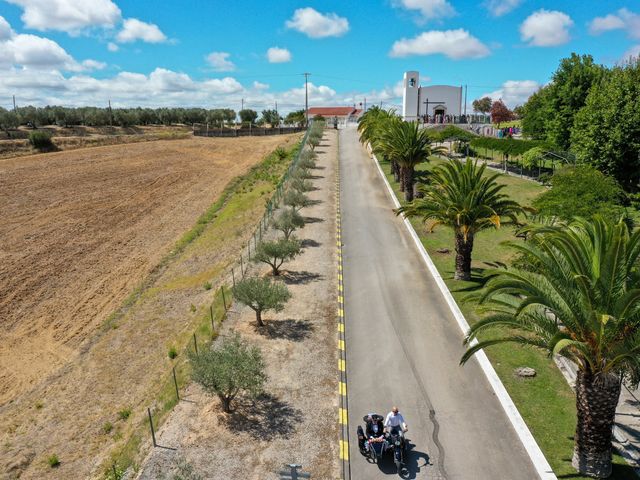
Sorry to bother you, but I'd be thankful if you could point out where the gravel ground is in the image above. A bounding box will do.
[136,129,340,480]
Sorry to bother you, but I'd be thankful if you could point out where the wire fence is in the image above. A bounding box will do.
[106,123,314,480]
[193,123,305,137]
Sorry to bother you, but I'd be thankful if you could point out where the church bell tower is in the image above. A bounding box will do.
[402,71,419,121]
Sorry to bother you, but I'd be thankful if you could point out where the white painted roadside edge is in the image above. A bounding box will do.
[369,149,557,480]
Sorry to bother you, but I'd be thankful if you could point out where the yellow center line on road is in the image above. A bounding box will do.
[339,339,345,350]
[339,359,346,371]
[338,322,344,332]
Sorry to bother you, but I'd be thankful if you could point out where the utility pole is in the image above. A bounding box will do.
[364,97,367,112]
[108,99,113,127]
[241,98,244,111]
[12,95,16,112]
[275,100,278,127]
[303,72,310,125]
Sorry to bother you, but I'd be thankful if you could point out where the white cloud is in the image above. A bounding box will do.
[267,47,292,63]
[480,80,540,108]
[107,42,119,52]
[252,81,269,90]
[206,52,235,72]
[6,0,121,33]
[520,10,573,47]
[483,0,522,17]
[389,29,490,59]
[116,18,167,44]
[0,16,14,40]
[5,33,76,68]
[81,59,106,71]
[589,9,640,39]
[622,44,640,61]
[285,7,349,38]
[393,0,455,21]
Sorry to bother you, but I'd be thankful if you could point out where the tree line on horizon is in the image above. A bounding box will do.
[0,105,307,132]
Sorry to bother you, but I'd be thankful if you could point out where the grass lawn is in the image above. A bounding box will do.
[379,155,636,479]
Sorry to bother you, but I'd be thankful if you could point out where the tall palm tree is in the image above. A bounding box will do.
[398,158,524,280]
[461,217,640,478]
[357,108,402,183]
[378,120,446,201]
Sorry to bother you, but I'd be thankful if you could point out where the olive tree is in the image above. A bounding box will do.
[232,277,291,327]
[190,333,266,413]
[272,209,305,239]
[289,177,313,193]
[252,238,301,276]
[283,190,312,213]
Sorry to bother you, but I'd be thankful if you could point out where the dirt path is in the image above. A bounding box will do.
[0,135,299,479]
[135,130,339,480]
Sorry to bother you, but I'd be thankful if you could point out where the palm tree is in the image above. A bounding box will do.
[357,107,401,183]
[378,120,446,201]
[461,217,640,478]
[398,159,524,280]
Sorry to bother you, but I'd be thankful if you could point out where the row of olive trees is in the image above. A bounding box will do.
[0,105,237,130]
[357,109,640,478]
[189,125,324,414]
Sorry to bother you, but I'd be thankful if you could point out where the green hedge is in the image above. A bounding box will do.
[470,136,552,156]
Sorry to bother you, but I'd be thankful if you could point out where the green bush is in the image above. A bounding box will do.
[168,346,178,359]
[103,422,113,434]
[117,408,131,421]
[203,281,212,290]
[532,165,626,221]
[272,209,305,239]
[48,454,60,468]
[28,131,54,151]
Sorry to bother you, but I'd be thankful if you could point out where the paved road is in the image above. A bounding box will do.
[340,126,539,480]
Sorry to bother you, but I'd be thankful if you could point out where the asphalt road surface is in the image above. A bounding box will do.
[340,126,539,480]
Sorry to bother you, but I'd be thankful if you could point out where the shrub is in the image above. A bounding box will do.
[189,333,266,412]
[190,304,197,313]
[48,454,60,468]
[28,131,54,151]
[203,281,212,290]
[103,422,113,434]
[117,408,131,421]
[271,209,305,239]
[532,165,626,221]
[252,238,301,276]
[35,401,43,410]
[232,277,291,327]
[274,146,288,160]
[168,346,178,359]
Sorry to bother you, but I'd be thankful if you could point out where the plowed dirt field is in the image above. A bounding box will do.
[0,135,296,406]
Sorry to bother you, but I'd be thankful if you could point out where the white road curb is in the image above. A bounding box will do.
[369,150,557,480]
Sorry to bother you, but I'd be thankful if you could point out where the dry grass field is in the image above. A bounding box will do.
[0,134,299,478]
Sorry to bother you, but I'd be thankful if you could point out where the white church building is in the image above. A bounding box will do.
[402,71,463,123]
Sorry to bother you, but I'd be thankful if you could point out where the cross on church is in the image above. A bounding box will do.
[422,98,445,113]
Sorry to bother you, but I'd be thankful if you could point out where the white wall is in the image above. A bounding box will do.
[417,85,462,117]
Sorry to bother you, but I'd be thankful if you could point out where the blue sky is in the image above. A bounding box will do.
[0,0,638,112]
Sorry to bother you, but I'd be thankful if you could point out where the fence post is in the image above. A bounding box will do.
[240,254,244,276]
[193,333,198,354]
[221,286,228,311]
[172,366,180,401]
[210,304,215,332]
[147,408,157,447]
